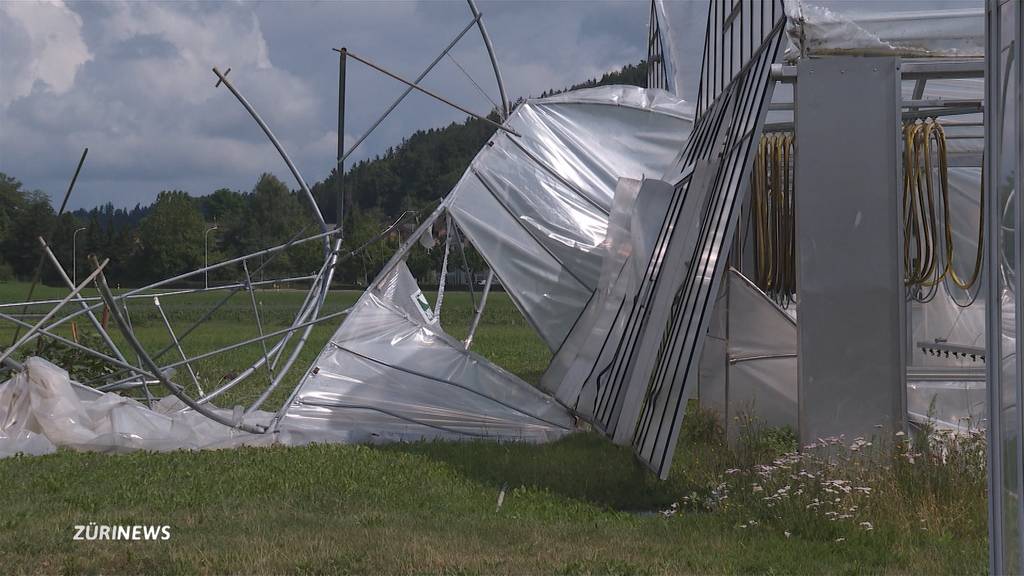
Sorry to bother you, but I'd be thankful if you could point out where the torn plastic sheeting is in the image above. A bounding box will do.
[473,139,608,289]
[448,171,593,349]
[542,177,646,402]
[540,178,676,413]
[651,0,711,101]
[785,1,983,59]
[448,85,693,351]
[0,357,276,458]
[282,262,575,444]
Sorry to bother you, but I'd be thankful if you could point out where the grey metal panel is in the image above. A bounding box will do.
[697,277,729,420]
[725,269,798,441]
[795,57,906,446]
[985,0,1024,571]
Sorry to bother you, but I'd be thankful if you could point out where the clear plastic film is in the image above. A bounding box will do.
[280,262,575,443]
[784,1,984,59]
[0,357,276,458]
[448,85,693,350]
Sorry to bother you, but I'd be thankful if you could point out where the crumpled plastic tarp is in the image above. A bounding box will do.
[280,261,576,443]
[0,357,276,458]
[447,85,694,350]
[784,1,984,59]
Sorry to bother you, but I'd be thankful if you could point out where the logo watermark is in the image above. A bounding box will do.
[72,523,171,541]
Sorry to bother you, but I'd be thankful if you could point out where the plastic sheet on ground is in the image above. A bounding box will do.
[279,262,575,443]
[0,357,276,458]
[447,85,693,351]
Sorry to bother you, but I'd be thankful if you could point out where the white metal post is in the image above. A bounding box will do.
[72,226,86,286]
[204,224,218,289]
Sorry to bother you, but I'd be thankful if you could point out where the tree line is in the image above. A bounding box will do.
[0,61,646,289]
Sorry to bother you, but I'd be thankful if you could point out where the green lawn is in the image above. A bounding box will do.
[0,281,987,574]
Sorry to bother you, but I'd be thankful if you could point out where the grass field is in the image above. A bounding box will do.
[0,280,987,574]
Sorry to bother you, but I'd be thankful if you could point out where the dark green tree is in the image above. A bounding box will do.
[138,190,206,280]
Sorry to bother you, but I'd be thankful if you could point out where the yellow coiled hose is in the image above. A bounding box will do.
[902,118,984,304]
[751,132,796,306]
[749,121,983,307]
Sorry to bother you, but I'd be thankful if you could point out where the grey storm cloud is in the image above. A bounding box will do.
[0,0,650,209]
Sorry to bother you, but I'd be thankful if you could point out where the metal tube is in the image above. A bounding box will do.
[37,238,132,369]
[433,216,452,319]
[0,275,318,310]
[119,296,156,406]
[270,203,452,429]
[153,296,204,396]
[191,262,334,405]
[1016,0,1024,563]
[166,300,349,383]
[247,238,342,414]
[243,260,276,386]
[212,67,330,244]
[10,147,88,346]
[467,0,510,119]
[336,49,519,137]
[168,266,327,406]
[0,309,145,376]
[0,259,109,366]
[11,229,340,334]
[337,48,346,227]
[91,256,267,434]
[341,14,482,163]
[464,268,494,350]
[984,0,1004,571]
[72,226,86,286]
[204,224,219,289]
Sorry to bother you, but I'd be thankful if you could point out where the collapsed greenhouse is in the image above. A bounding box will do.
[0,3,1021,560]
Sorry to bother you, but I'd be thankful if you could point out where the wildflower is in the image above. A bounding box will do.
[860,521,874,531]
[784,531,792,538]
[835,537,846,543]
[752,484,764,493]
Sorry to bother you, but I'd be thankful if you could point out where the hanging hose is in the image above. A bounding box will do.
[750,121,984,309]
[751,132,796,306]
[901,118,984,306]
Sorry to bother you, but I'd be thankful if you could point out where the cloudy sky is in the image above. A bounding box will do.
[0,0,654,209]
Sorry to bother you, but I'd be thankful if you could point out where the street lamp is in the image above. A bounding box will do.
[204,224,219,289]
[72,226,86,285]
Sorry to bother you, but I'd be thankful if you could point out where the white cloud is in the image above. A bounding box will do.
[0,1,650,209]
[0,0,92,108]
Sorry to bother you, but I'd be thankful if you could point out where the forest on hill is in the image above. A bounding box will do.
[0,61,646,288]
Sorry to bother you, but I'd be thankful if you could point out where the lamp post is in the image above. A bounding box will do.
[72,226,86,285]
[204,224,219,289]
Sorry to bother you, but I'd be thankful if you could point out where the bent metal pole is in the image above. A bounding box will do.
[0,258,109,367]
[212,67,331,256]
[91,255,268,435]
[336,49,520,138]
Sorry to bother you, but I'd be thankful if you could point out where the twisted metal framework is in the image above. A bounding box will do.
[569,0,787,478]
[646,0,669,91]
[0,2,511,434]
